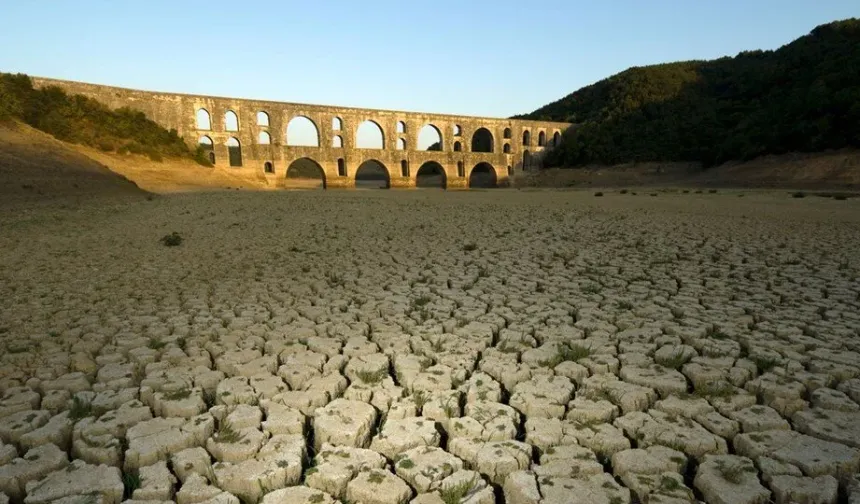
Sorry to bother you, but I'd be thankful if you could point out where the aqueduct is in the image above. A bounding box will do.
[31,77,571,189]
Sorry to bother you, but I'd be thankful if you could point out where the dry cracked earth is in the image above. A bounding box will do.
[1,189,859,504]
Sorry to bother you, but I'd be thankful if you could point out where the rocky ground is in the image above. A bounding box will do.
[0,189,858,504]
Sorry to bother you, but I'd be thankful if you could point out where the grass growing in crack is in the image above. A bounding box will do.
[440,475,477,504]
[412,390,429,412]
[751,355,780,374]
[147,338,166,350]
[355,369,388,384]
[68,396,93,421]
[660,475,681,491]
[122,470,140,499]
[655,349,690,370]
[397,458,415,469]
[539,342,593,368]
[692,381,735,398]
[214,419,245,444]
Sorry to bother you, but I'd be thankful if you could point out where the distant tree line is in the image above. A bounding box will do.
[514,19,860,167]
[0,73,210,165]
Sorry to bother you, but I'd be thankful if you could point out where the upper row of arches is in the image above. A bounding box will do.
[194,109,560,150]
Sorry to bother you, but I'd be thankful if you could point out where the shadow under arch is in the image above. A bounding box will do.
[285,157,326,189]
[469,162,497,188]
[355,159,391,189]
[416,161,447,189]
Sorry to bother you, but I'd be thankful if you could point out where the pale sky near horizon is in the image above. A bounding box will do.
[0,1,856,119]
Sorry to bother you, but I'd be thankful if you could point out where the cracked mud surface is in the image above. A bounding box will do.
[1,189,859,504]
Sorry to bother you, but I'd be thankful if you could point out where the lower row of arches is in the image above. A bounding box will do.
[280,158,503,189]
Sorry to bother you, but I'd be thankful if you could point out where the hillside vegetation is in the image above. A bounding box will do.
[0,73,210,165]
[516,19,860,168]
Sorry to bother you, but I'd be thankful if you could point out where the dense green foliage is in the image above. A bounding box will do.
[0,73,210,164]
[515,19,860,167]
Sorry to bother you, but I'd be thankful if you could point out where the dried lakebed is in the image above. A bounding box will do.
[0,189,859,504]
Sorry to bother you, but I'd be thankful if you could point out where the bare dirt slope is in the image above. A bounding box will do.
[516,149,860,190]
[0,122,146,203]
[0,121,274,203]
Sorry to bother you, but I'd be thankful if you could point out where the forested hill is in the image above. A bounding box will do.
[514,19,860,167]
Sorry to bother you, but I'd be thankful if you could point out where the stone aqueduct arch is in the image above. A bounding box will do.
[31,77,571,189]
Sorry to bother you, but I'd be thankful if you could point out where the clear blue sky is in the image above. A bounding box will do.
[0,1,856,118]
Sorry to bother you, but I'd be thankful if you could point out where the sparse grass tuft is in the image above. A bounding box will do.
[792,191,806,198]
[355,368,388,384]
[693,381,735,398]
[398,458,415,469]
[655,349,690,370]
[68,396,93,421]
[162,388,193,401]
[751,355,780,374]
[594,192,604,197]
[121,470,140,499]
[214,419,245,444]
[440,475,477,504]
[367,471,386,484]
[462,243,478,252]
[412,390,429,412]
[715,459,747,484]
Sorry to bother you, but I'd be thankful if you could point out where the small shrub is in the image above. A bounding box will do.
[619,189,629,194]
[708,189,717,194]
[398,458,415,469]
[160,232,183,247]
[463,243,478,252]
[367,471,386,484]
[594,192,604,197]
[791,191,806,198]
[162,388,192,401]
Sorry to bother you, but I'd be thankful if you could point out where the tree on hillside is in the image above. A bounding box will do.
[514,18,860,168]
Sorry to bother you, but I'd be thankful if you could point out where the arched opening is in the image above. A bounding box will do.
[416,162,446,189]
[225,111,239,132]
[396,121,406,134]
[503,127,512,139]
[286,158,326,189]
[471,127,494,153]
[453,124,462,137]
[503,143,511,154]
[332,135,343,148]
[418,124,443,151]
[457,161,465,178]
[453,141,462,152]
[195,109,211,130]
[257,111,269,127]
[553,131,561,146]
[227,137,242,167]
[523,130,531,146]
[286,116,320,147]
[264,161,274,174]
[332,117,342,131]
[199,136,214,164]
[356,120,385,149]
[396,138,406,150]
[355,160,390,189]
[523,150,531,170]
[470,162,497,188]
[258,131,271,145]
[337,158,346,177]
[538,131,546,147]
[400,160,409,177]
